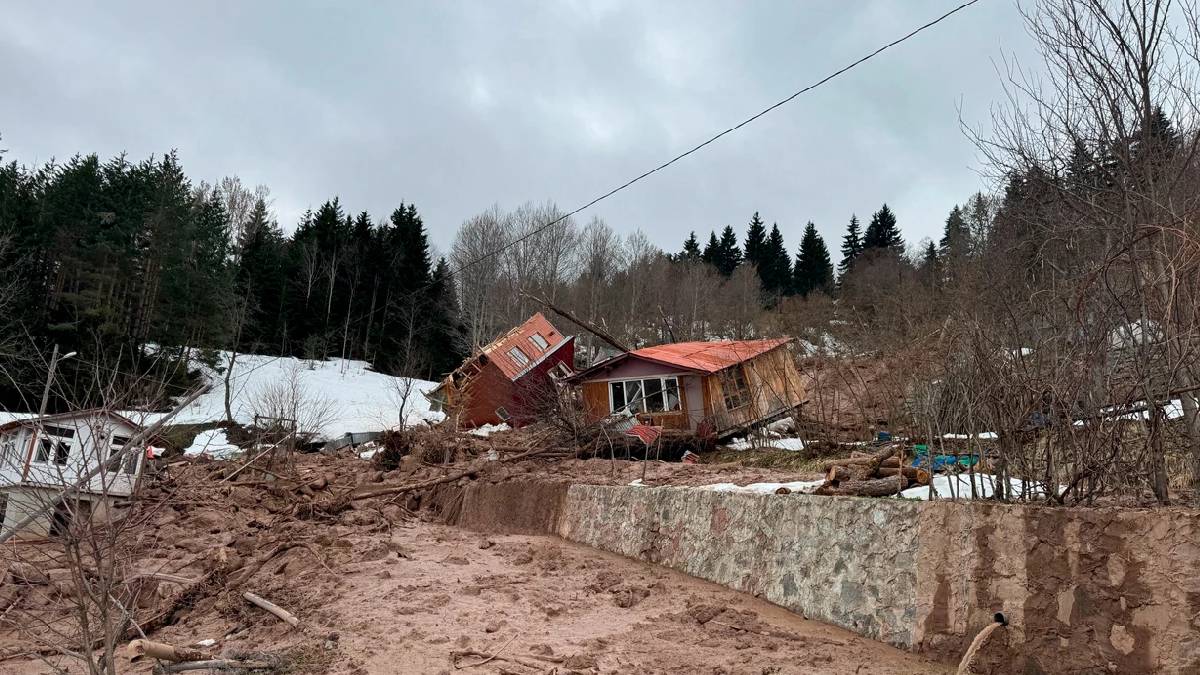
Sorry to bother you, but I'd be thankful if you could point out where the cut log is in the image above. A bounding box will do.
[880,456,900,468]
[242,591,300,627]
[816,445,897,472]
[814,474,905,497]
[826,465,874,483]
[877,466,930,484]
[127,639,212,663]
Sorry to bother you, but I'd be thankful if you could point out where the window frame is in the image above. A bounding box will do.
[108,434,136,475]
[719,366,752,410]
[608,376,682,415]
[507,346,530,368]
[0,437,15,468]
[528,332,550,352]
[34,425,75,466]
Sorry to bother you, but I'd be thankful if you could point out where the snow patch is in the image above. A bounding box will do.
[698,479,825,495]
[134,350,441,441]
[469,423,510,437]
[183,429,241,459]
[724,437,808,452]
[899,473,1059,500]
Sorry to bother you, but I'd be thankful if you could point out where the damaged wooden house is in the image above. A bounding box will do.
[567,338,804,438]
[426,313,575,428]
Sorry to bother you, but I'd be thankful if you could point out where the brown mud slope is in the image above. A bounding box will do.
[0,452,945,674]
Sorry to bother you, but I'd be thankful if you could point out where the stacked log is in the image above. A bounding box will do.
[813,445,929,497]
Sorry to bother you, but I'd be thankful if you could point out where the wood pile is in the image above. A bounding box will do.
[812,445,929,497]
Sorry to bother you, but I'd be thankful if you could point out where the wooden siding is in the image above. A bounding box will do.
[581,381,609,420]
[704,347,804,436]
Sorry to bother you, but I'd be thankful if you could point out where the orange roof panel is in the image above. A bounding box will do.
[628,338,791,374]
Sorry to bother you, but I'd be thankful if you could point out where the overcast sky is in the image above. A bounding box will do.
[1,1,1036,261]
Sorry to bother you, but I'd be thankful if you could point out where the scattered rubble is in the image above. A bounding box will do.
[0,426,958,674]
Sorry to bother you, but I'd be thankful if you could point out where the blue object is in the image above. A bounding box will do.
[911,447,979,472]
[876,431,892,442]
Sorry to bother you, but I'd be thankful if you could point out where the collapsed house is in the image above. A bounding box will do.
[426,313,575,428]
[0,409,150,537]
[567,338,805,438]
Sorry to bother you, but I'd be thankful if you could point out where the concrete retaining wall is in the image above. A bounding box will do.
[453,481,1200,673]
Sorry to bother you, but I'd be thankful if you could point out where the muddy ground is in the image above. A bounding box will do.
[0,447,951,674]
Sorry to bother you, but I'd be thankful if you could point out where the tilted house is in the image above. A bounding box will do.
[569,338,804,438]
[0,409,149,537]
[427,313,575,428]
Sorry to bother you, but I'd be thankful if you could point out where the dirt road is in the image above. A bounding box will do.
[201,519,948,675]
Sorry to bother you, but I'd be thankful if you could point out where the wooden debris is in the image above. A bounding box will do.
[127,639,212,663]
[242,591,300,627]
[815,474,906,497]
[815,445,897,472]
[877,466,930,484]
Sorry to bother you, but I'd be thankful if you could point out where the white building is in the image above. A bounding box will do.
[0,409,148,537]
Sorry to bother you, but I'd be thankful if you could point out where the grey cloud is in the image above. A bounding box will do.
[1,1,1035,259]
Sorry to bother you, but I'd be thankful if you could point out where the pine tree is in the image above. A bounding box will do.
[793,222,834,297]
[918,241,940,287]
[838,214,863,277]
[701,231,720,268]
[863,204,903,253]
[939,205,970,260]
[715,225,741,277]
[940,204,969,279]
[422,257,468,377]
[236,198,287,350]
[681,231,702,261]
[743,212,767,270]
[760,224,792,296]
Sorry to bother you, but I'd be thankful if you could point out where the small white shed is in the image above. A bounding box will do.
[0,409,148,537]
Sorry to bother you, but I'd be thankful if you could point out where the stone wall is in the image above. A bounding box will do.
[557,484,921,646]
[452,481,1200,673]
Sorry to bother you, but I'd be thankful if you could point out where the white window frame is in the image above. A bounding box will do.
[107,433,139,475]
[507,346,530,368]
[0,436,15,468]
[34,425,75,466]
[528,332,550,352]
[608,376,681,415]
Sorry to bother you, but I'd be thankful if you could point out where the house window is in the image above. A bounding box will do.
[528,333,550,352]
[34,425,75,465]
[0,437,15,468]
[719,366,751,410]
[0,494,7,527]
[107,435,138,475]
[495,406,511,421]
[609,377,681,414]
[507,346,530,368]
[548,362,573,380]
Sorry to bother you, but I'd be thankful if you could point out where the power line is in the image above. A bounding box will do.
[424,0,985,298]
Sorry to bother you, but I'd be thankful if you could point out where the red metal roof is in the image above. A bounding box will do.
[629,338,792,374]
[482,312,569,381]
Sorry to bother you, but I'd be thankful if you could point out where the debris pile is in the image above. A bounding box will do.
[812,444,931,497]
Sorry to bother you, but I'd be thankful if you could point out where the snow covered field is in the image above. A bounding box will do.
[152,351,441,442]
